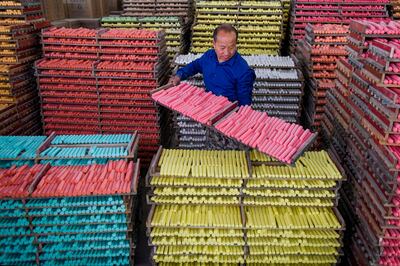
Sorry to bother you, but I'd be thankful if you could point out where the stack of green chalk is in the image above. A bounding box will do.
[0,199,36,265]
[27,195,135,265]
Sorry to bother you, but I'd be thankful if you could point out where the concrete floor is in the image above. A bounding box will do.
[134,173,152,266]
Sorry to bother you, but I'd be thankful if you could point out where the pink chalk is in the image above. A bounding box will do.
[155,85,315,164]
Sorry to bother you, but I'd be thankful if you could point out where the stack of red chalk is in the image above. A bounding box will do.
[152,83,234,125]
[295,24,349,148]
[32,160,137,197]
[97,61,155,71]
[0,164,43,198]
[43,27,97,38]
[323,19,400,265]
[101,29,158,39]
[36,59,94,70]
[36,27,170,164]
[96,29,169,165]
[362,21,400,34]
[347,21,400,58]
[321,58,353,168]
[289,0,390,53]
[42,27,99,60]
[37,28,100,134]
[385,75,400,85]
[215,106,314,164]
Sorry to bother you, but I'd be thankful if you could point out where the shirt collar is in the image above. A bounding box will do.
[211,49,238,66]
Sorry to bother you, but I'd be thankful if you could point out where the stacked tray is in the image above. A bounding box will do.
[326,20,400,265]
[146,148,248,265]
[101,16,192,57]
[296,24,349,142]
[36,27,171,165]
[0,135,141,265]
[245,150,345,265]
[352,23,400,266]
[173,113,208,149]
[0,0,48,29]
[246,150,344,208]
[247,55,304,123]
[25,160,139,266]
[281,0,290,34]
[122,0,194,19]
[323,22,400,264]
[0,132,139,168]
[37,27,101,135]
[0,0,49,135]
[146,147,345,265]
[191,0,284,55]
[0,133,138,169]
[0,135,46,168]
[97,29,170,165]
[289,0,391,53]
[0,164,43,265]
[36,133,139,166]
[28,160,139,266]
[30,195,135,266]
[147,148,249,206]
[245,206,344,265]
[321,57,353,165]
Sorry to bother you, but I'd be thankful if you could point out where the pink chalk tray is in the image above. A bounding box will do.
[151,83,317,166]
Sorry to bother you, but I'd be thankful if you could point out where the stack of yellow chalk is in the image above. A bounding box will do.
[148,148,249,264]
[0,0,49,135]
[245,150,344,264]
[247,150,342,207]
[101,16,192,58]
[191,0,284,55]
[151,149,249,205]
[147,148,345,264]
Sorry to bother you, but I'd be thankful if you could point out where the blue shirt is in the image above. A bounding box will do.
[176,49,256,106]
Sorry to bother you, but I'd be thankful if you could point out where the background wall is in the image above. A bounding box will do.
[41,0,122,21]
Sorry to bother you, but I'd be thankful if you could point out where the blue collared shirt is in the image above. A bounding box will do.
[176,49,256,106]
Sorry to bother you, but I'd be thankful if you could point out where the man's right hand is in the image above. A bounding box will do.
[169,75,181,86]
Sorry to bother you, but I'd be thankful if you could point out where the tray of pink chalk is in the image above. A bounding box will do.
[213,106,317,165]
[151,83,238,125]
[151,83,317,165]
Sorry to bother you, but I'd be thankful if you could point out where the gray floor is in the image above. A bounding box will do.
[134,174,151,266]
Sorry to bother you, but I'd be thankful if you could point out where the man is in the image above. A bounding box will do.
[170,24,256,106]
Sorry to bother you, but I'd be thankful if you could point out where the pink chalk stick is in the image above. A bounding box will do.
[248,132,261,147]
[280,146,292,160]
[262,140,275,152]
[273,130,285,143]
[274,145,286,158]
[241,130,254,144]
[236,127,251,140]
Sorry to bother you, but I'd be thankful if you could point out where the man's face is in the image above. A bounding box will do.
[213,30,237,63]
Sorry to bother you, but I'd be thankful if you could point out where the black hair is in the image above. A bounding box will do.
[213,24,238,42]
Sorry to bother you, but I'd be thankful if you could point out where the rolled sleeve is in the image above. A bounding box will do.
[237,68,256,106]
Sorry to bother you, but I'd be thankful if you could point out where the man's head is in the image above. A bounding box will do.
[213,24,238,63]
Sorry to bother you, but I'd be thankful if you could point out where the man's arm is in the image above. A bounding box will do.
[176,57,203,81]
[236,68,256,106]
[169,57,203,86]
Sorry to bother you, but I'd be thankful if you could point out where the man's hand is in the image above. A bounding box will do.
[169,75,181,86]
